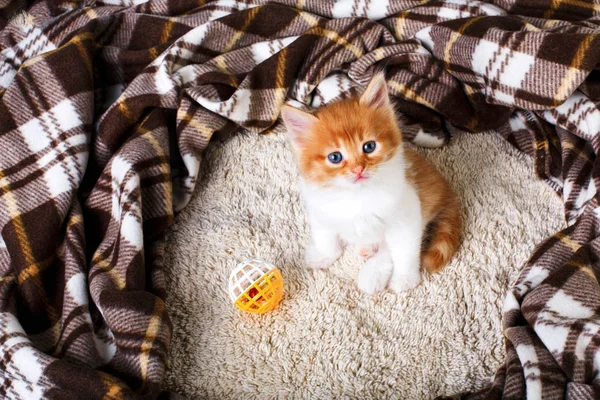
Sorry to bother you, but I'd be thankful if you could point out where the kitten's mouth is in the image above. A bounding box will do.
[353,174,368,183]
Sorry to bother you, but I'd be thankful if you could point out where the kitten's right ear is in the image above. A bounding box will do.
[280,105,318,148]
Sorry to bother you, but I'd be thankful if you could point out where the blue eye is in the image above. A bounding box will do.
[328,152,343,163]
[363,141,376,153]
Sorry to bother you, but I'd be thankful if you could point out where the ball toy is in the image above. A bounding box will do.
[228,258,284,314]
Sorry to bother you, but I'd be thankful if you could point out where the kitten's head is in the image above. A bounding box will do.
[281,73,402,188]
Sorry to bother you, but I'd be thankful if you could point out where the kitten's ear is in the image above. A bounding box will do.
[280,105,318,147]
[360,72,390,109]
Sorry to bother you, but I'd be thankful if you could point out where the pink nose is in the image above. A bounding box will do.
[352,165,364,175]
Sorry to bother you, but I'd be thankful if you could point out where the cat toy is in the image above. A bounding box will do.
[228,258,284,314]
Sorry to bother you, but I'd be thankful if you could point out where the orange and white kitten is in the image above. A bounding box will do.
[281,73,461,294]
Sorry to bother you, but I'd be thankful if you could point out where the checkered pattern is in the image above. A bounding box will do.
[1,0,600,398]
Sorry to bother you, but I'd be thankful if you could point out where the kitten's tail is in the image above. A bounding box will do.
[422,198,461,274]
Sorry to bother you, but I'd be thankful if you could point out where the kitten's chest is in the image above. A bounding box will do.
[309,189,392,243]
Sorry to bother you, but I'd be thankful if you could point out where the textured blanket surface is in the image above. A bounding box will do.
[0,0,599,399]
[163,127,565,399]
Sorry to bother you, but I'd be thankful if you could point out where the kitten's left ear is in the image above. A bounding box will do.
[360,72,391,109]
[280,105,318,148]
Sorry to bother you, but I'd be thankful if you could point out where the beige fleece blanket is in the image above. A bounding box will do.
[163,127,564,399]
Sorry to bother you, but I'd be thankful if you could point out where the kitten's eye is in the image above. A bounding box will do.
[363,141,376,153]
[327,152,343,164]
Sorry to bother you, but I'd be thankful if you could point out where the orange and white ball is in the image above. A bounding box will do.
[228,258,284,314]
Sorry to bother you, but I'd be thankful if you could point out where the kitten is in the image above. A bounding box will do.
[281,72,461,294]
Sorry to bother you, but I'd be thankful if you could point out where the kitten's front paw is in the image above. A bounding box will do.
[389,272,422,293]
[304,245,341,270]
[355,243,379,260]
[357,260,392,295]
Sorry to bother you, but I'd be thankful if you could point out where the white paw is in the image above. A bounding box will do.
[356,259,392,294]
[304,245,340,270]
[388,273,422,293]
[355,243,379,259]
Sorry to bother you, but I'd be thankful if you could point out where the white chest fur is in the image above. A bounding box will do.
[305,185,390,243]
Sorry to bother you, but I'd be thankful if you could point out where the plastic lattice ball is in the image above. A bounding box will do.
[228,258,284,314]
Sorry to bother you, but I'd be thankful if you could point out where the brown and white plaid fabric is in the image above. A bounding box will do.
[0,0,599,398]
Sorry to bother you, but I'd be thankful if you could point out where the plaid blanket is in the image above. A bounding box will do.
[1,0,599,398]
